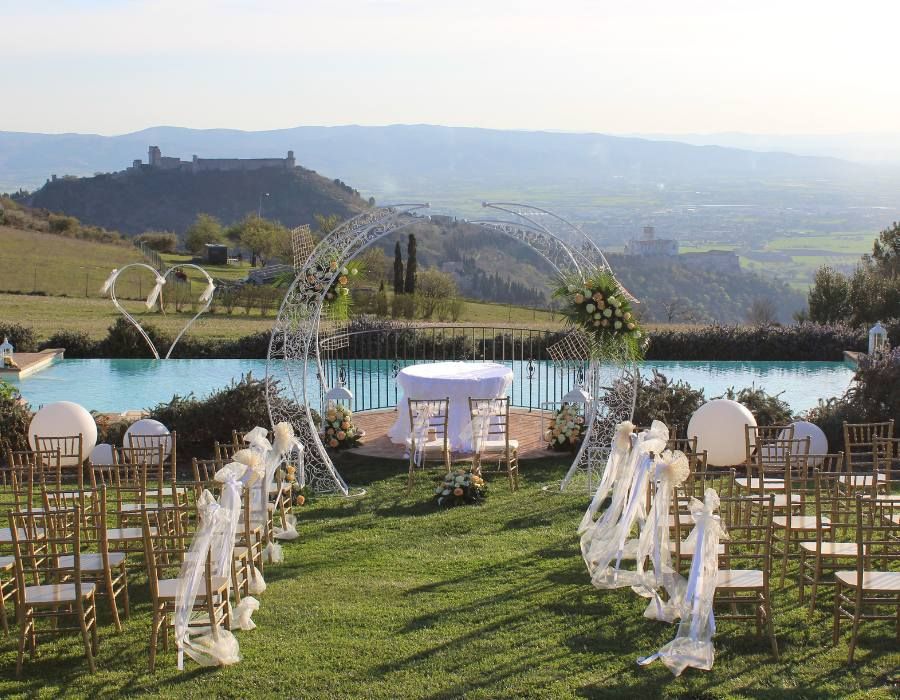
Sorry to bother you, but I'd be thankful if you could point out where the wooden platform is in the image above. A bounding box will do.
[352,407,559,461]
[0,349,64,379]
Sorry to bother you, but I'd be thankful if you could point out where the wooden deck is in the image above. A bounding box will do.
[0,349,65,379]
[352,407,559,461]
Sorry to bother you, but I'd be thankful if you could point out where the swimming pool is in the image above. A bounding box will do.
[9,358,855,415]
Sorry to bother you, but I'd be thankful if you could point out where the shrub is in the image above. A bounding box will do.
[92,412,131,447]
[98,317,172,358]
[715,385,793,425]
[48,213,80,235]
[0,381,33,451]
[629,370,706,436]
[134,231,178,253]
[146,375,318,457]
[0,322,37,352]
[39,330,98,358]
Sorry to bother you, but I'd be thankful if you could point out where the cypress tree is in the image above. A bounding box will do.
[404,233,417,294]
[393,242,404,295]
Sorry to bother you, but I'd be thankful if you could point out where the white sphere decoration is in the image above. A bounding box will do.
[124,419,172,456]
[780,421,828,464]
[89,443,115,464]
[28,401,98,467]
[687,399,756,467]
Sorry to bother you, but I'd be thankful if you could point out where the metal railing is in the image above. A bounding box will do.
[318,325,587,412]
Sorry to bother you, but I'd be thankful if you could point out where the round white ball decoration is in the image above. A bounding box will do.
[687,399,757,467]
[123,419,172,456]
[89,443,115,465]
[779,421,828,463]
[28,401,98,466]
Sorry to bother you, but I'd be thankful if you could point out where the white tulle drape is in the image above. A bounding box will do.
[409,404,435,468]
[577,421,634,535]
[174,493,240,670]
[145,274,166,309]
[581,421,669,589]
[638,489,727,676]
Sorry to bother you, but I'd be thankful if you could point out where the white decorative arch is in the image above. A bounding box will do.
[265,203,637,494]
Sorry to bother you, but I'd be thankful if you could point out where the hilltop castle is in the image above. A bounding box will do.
[129,146,296,174]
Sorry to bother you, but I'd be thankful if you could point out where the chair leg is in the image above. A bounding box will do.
[105,569,122,632]
[79,605,96,673]
[809,555,822,615]
[764,596,779,659]
[406,455,415,494]
[0,587,8,636]
[149,605,160,672]
[847,587,864,663]
[16,615,28,677]
[120,564,131,619]
[779,532,789,588]
[798,549,806,604]
[832,580,842,644]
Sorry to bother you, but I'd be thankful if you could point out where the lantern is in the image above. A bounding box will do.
[322,385,353,431]
[0,337,12,360]
[868,321,888,356]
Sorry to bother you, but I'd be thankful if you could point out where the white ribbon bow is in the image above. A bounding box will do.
[199,280,216,303]
[145,274,166,309]
[100,269,118,295]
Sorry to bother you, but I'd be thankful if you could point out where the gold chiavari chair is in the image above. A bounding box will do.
[669,473,735,576]
[214,437,242,464]
[43,485,130,632]
[406,398,451,493]
[832,495,900,662]
[142,507,230,672]
[874,436,897,496]
[235,486,265,593]
[9,506,98,676]
[798,469,863,613]
[90,461,151,554]
[127,430,177,485]
[468,396,519,491]
[192,457,222,498]
[716,494,779,658]
[843,419,894,472]
[32,434,85,489]
[115,445,167,507]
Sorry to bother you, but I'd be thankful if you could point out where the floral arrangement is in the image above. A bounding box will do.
[545,403,585,452]
[434,469,486,507]
[553,270,643,360]
[321,403,360,450]
[300,259,364,320]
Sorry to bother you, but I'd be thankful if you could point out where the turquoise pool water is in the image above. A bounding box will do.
[9,358,855,415]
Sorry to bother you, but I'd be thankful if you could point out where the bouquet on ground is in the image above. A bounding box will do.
[275,464,313,506]
[553,270,643,360]
[546,403,585,452]
[434,469,486,507]
[321,403,361,450]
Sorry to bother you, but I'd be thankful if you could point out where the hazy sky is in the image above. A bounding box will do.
[3,0,899,136]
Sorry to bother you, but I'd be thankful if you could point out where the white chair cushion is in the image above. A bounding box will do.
[835,571,900,591]
[798,541,860,556]
[405,438,446,450]
[25,582,96,604]
[478,439,518,452]
[58,552,127,570]
[716,569,764,589]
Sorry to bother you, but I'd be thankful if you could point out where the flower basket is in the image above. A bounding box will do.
[553,269,643,360]
[545,403,585,452]
[434,469,486,507]
[321,403,361,450]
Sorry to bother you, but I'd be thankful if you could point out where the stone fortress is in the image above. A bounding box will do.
[129,146,296,174]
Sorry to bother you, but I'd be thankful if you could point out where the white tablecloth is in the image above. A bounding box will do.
[387,361,514,451]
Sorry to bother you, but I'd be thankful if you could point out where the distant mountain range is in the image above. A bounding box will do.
[2,124,894,207]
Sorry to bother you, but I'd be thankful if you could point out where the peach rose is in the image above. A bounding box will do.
[574,293,584,303]
[339,275,348,285]
[296,495,306,506]
[329,438,339,448]
[336,431,346,440]
[453,487,464,496]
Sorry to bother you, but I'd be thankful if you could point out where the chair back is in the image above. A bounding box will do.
[9,506,85,593]
[127,430,176,483]
[719,495,775,580]
[467,396,510,453]
[407,398,450,445]
[141,508,191,599]
[42,487,101,543]
[854,495,899,581]
[90,461,149,516]
[874,436,897,487]
[214,440,241,463]
[745,424,794,466]
[813,470,859,549]
[32,434,84,488]
[843,420,894,470]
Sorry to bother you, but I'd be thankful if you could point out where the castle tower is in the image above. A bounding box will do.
[286,150,295,168]
[148,146,162,167]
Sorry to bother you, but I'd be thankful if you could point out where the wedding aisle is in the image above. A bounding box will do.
[0,455,893,698]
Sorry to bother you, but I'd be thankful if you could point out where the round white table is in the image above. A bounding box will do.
[387,361,514,451]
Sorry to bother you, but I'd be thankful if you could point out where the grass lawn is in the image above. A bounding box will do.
[0,455,895,698]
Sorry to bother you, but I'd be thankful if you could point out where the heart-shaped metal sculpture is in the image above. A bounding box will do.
[101,262,216,359]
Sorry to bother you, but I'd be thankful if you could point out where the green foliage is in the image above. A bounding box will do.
[98,317,172,359]
[48,213,79,234]
[715,385,793,425]
[0,322,37,352]
[134,231,178,253]
[232,215,290,266]
[0,382,33,451]
[39,329,97,358]
[184,213,223,253]
[808,265,851,323]
[630,370,706,436]
[391,293,416,319]
[414,269,457,319]
[146,375,316,456]
[871,220,900,279]
[393,241,404,295]
[313,213,342,236]
[404,233,417,294]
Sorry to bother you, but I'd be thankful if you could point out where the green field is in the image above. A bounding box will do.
[0,456,894,698]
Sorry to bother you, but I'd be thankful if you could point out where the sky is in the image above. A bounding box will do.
[2,0,900,136]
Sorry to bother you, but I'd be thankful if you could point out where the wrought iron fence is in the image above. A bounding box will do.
[318,325,587,412]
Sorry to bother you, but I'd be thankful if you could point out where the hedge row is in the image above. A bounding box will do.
[2,318,898,361]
